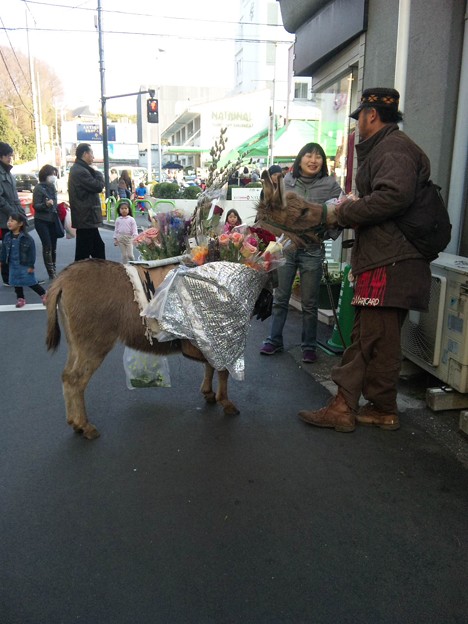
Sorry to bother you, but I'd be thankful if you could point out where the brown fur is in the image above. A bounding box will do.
[256,170,339,247]
[46,259,238,439]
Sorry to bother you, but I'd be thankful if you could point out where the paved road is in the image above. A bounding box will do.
[1,226,467,623]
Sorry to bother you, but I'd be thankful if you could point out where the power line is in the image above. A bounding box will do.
[0,16,31,87]
[2,25,292,45]
[0,47,34,117]
[17,0,287,27]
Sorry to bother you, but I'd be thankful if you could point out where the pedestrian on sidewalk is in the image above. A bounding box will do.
[68,143,106,261]
[0,142,26,286]
[33,164,60,279]
[260,143,342,364]
[0,212,47,308]
[113,199,138,264]
[298,88,432,433]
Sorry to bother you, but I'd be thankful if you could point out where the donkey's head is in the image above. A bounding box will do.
[255,171,338,247]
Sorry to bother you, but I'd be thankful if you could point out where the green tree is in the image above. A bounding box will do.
[0,46,64,162]
[0,105,22,154]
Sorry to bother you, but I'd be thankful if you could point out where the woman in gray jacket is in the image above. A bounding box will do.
[260,142,342,363]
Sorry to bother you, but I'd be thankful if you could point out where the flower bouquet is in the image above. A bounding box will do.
[188,225,285,273]
[133,210,191,260]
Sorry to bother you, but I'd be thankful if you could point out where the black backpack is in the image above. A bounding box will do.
[395,180,452,262]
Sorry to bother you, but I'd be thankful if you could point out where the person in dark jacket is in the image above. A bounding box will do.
[68,143,105,261]
[0,142,26,285]
[298,87,432,433]
[33,164,60,279]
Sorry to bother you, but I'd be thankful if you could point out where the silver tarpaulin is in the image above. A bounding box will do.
[144,262,267,380]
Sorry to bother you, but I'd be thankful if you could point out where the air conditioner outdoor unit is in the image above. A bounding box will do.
[401,252,468,393]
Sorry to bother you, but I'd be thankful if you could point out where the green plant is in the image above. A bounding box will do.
[293,270,343,289]
[245,182,262,188]
[151,182,181,199]
[182,185,202,200]
[322,270,343,285]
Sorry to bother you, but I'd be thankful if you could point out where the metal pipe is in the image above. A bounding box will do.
[97,0,110,197]
[394,0,411,116]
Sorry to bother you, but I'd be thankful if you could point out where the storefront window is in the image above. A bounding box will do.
[315,70,357,192]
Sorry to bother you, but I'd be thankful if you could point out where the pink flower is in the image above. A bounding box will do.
[240,241,257,258]
[134,227,159,245]
[245,235,259,247]
[231,232,244,247]
[218,233,230,245]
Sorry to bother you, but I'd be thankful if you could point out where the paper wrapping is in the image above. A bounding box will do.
[144,262,267,380]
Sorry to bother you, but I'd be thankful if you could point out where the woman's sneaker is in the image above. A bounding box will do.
[260,343,283,355]
[15,298,26,308]
[302,350,317,363]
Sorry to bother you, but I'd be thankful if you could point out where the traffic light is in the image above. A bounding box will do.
[147,98,159,123]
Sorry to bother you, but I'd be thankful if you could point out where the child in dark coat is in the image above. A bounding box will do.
[0,213,47,308]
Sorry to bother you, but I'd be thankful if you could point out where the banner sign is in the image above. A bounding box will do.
[230,187,262,201]
[76,124,116,142]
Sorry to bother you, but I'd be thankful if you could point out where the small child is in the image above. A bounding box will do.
[0,213,47,308]
[113,200,138,264]
[136,181,148,214]
[223,208,243,233]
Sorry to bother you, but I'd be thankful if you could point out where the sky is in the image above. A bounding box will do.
[4,0,244,114]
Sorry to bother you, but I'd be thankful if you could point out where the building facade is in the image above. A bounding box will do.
[277,0,468,255]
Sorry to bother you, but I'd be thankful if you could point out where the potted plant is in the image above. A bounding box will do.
[291,270,343,309]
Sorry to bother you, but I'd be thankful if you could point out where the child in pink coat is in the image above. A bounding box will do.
[113,200,138,264]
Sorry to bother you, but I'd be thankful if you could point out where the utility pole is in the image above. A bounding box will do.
[25,9,41,169]
[97,2,154,197]
[97,0,110,197]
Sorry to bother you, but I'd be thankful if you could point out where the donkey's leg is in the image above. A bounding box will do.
[216,369,239,416]
[201,362,216,404]
[62,340,113,439]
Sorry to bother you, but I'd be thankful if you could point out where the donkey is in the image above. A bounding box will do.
[46,259,238,439]
[256,170,339,247]
[46,177,338,439]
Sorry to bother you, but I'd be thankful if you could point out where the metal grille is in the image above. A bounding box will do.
[401,276,443,366]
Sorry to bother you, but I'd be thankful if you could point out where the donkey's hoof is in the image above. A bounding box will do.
[203,391,217,404]
[223,402,240,416]
[82,424,100,440]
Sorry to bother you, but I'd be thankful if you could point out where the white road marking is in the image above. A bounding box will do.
[0,304,46,312]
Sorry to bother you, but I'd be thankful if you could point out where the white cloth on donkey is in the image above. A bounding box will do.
[123,264,163,343]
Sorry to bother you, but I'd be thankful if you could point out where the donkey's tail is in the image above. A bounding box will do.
[45,279,62,352]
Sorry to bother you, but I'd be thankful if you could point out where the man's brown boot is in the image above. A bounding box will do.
[298,392,356,432]
[356,403,400,430]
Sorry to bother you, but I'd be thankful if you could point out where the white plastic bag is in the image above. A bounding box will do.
[64,207,76,239]
[123,347,171,389]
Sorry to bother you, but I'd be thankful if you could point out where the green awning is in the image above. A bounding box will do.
[219,120,320,166]
[164,146,210,154]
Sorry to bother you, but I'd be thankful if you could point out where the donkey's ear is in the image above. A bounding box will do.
[277,173,288,210]
[261,170,274,202]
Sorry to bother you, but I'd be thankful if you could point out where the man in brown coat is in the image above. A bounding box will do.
[298,88,432,432]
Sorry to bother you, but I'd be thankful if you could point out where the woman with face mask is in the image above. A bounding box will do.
[32,164,60,279]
